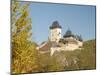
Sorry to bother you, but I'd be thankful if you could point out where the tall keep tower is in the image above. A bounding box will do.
[49,21,62,43]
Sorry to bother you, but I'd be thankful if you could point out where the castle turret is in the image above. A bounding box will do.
[49,21,62,43]
[63,29,74,38]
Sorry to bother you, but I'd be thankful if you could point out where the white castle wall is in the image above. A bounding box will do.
[38,23,83,56]
[50,40,83,56]
[77,41,83,46]
[50,28,61,43]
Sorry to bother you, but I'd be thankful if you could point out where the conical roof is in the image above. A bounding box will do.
[63,29,74,38]
[50,21,62,29]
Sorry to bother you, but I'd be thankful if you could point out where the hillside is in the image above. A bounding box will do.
[37,39,96,72]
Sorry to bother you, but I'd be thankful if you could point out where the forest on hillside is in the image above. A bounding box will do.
[11,1,96,74]
[35,39,96,72]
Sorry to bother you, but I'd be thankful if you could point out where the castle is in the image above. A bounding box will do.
[37,21,83,56]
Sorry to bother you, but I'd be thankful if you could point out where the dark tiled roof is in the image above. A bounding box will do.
[39,41,60,52]
[50,21,62,29]
[39,41,52,51]
[63,29,74,38]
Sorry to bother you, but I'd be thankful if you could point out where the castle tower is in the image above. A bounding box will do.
[49,21,62,43]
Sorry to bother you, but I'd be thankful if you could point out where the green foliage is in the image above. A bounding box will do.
[78,40,96,69]
[37,39,96,72]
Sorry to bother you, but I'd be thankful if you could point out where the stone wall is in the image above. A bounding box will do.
[50,40,83,56]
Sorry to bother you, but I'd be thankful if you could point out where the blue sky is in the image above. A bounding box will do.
[29,2,96,45]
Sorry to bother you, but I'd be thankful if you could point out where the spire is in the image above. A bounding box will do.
[63,28,74,38]
[50,21,62,29]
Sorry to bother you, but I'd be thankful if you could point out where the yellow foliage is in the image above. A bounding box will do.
[11,1,39,74]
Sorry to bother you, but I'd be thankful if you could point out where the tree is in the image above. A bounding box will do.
[11,1,39,74]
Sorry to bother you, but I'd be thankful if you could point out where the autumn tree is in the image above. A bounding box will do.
[11,1,39,74]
